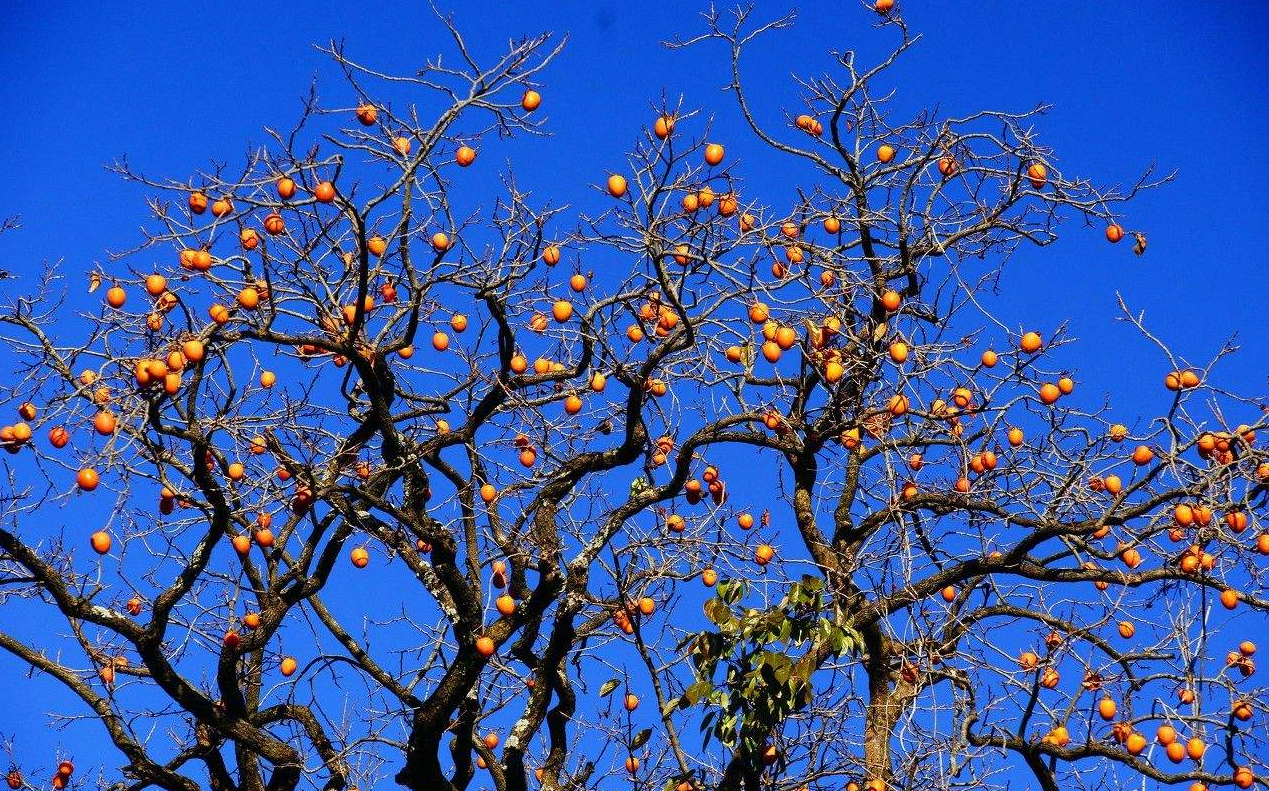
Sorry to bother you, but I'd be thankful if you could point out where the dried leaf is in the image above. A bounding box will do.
[863,411,892,439]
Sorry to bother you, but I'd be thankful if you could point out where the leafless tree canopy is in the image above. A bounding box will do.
[1,7,1264,791]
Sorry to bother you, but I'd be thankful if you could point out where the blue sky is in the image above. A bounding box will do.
[1,0,1267,785]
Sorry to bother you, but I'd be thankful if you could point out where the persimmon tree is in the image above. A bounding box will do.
[1,6,1266,791]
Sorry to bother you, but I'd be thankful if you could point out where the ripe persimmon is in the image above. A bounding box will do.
[143,274,167,297]
[654,114,675,139]
[93,411,117,435]
[181,340,205,365]
[1185,737,1205,761]
[209,304,231,324]
[754,543,775,565]
[1098,697,1116,720]
[1027,163,1048,189]
[1125,732,1147,755]
[495,594,516,616]
[237,287,261,310]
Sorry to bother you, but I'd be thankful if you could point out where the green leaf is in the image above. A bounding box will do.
[631,728,652,749]
[761,651,792,684]
[599,678,621,697]
[704,598,732,626]
[684,680,712,705]
[719,579,746,605]
[662,696,680,717]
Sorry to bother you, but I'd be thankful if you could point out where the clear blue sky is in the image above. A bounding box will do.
[1,0,1267,784]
